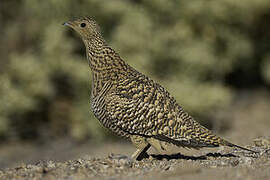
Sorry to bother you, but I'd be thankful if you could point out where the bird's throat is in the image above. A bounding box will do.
[84,38,130,80]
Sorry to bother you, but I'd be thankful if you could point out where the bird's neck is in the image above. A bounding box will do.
[84,38,131,81]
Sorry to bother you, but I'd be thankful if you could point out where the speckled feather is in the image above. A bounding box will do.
[64,17,256,158]
[105,73,224,148]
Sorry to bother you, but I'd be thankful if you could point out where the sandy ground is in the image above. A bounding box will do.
[0,143,269,180]
[0,91,269,180]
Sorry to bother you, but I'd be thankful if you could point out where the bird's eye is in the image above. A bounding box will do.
[80,23,86,28]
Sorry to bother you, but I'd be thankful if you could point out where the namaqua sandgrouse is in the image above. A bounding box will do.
[64,17,256,160]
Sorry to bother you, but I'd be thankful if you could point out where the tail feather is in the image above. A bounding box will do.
[194,124,258,153]
[190,121,258,152]
[222,141,258,153]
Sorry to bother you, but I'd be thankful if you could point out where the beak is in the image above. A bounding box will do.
[63,21,72,27]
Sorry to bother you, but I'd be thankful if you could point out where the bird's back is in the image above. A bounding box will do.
[100,66,228,149]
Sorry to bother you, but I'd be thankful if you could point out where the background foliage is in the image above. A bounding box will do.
[0,0,270,142]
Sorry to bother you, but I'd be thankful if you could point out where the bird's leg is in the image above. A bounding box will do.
[147,137,168,153]
[132,144,151,160]
[130,135,151,160]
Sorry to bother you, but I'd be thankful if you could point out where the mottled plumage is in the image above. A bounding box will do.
[64,17,256,160]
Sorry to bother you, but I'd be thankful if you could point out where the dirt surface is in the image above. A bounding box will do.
[0,144,269,180]
[0,92,270,180]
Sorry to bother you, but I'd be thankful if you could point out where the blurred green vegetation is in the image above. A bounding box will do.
[0,0,270,142]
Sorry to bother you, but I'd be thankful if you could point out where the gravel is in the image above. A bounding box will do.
[0,141,269,180]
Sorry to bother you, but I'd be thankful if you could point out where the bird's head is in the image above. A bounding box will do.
[63,17,101,41]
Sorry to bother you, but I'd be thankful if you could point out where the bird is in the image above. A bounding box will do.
[63,17,257,160]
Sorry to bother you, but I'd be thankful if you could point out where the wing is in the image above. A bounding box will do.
[105,73,221,148]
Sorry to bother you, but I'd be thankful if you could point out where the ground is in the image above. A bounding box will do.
[0,91,269,180]
[0,145,269,180]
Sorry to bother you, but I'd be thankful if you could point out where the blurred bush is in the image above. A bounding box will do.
[0,0,270,142]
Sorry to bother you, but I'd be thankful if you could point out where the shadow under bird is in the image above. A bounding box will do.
[63,17,257,160]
